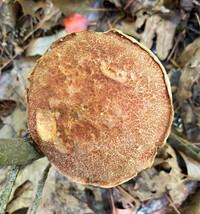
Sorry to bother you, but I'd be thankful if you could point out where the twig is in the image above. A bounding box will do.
[170,59,181,68]
[23,8,60,42]
[28,163,51,214]
[170,133,200,159]
[117,186,141,206]
[0,165,20,214]
[8,84,27,108]
[124,0,135,10]
[167,33,181,61]
[0,43,30,72]
[195,12,200,27]
[165,194,181,214]
[171,132,200,152]
[112,13,124,27]
[0,53,18,71]
[109,189,116,214]
[107,20,113,29]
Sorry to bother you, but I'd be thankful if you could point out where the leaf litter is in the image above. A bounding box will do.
[1,0,200,213]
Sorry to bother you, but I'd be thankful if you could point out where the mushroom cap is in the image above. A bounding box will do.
[27,29,173,187]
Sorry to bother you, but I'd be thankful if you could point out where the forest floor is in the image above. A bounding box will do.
[0,0,200,213]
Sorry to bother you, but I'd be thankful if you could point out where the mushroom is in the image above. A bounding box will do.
[26,29,173,187]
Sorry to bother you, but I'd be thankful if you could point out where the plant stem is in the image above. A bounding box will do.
[0,165,20,214]
[28,163,51,214]
[0,138,44,167]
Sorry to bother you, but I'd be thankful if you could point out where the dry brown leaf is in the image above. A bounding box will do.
[16,0,46,17]
[7,181,34,213]
[133,168,186,204]
[194,107,200,138]
[131,1,180,60]
[175,38,200,106]
[181,189,200,214]
[176,67,199,106]
[115,21,141,39]
[26,30,66,56]
[1,0,18,29]
[179,152,200,180]
[140,14,161,50]
[181,103,198,140]
[140,14,179,60]
[156,15,179,60]
[37,167,99,214]
[126,144,187,205]
[134,10,148,29]
[154,143,181,174]
[49,0,95,16]
[176,37,200,67]
[0,57,38,138]
[0,158,49,213]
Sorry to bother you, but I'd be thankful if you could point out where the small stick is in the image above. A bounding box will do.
[0,165,20,214]
[8,85,26,108]
[170,59,180,69]
[23,9,60,42]
[117,186,141,206]
[167,33,181,61]
[28,163,51,214]
[165,194,181,214]
[109,188,116,214]
[124,0,135,10]
[171,132,200,152]
[195,12,200,27]
[170,133,200,159]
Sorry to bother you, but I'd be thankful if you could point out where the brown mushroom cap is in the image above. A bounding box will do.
[27,29,173,187]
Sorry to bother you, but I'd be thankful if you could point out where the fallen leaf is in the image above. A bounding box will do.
[156,14,179,60]
[137,196,169,214]
[176,37,200,67]
[140,13,180,60]
[0,57,38,138]
[37,166,101,214]
[130,1,180,60]
[181,103,198,140]
[26,30,66,56]
[175,38,200,106]
[1,0,18,29]
[181,189,200,214]
[7,181,34,213]
[140,14,161,50]
[0,100,17,117]
[179,152,200,180]
[49,0,95,16]
[125,144,190,205]
[64,13,95,33]
[176,67,199,106]
[16,0,45,17]
[115,21,141,39]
